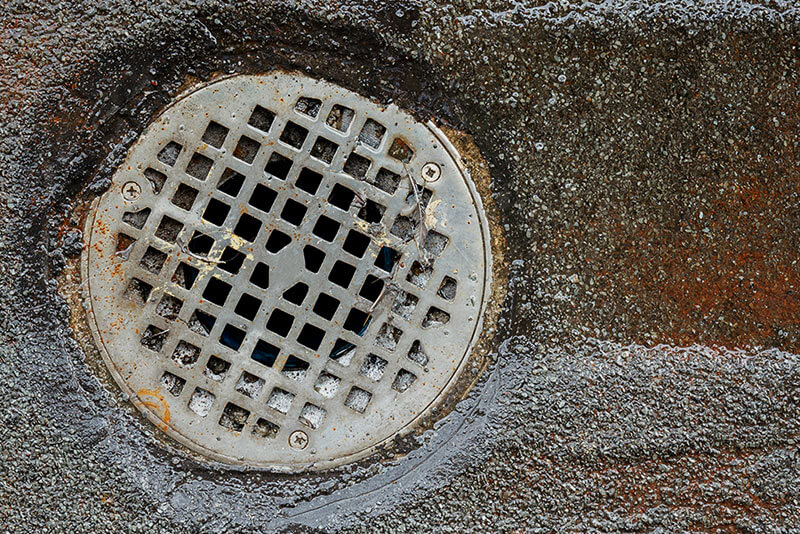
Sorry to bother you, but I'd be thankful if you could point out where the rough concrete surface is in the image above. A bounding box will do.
[2,0,800,532]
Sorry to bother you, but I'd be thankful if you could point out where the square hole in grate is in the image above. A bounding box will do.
[235,371,265,399]
[155,216,183,243]
[303,245,325,273]
[172,183,198,211]
[144,168,167,194]
[329,260,356,288]
[406,186,432,210]
[359,275,385,302]
[161,371,185,397]
[219,402,250,432]
[172,262,199,289]
[116,233,135,253]
[295,168,323,195]
[437,276,458,300]
[388,137,414,163]
[141,325,168,352]
[406,261,432,288]
[423,230,449,257]
[218,246,245,275]
[186,152,213,181]
[188,309,216,336]
[140,246,167,274]
[374,245,399,272]
[344,153,371,179]
[172,340,200,367]
[248,105,275,133]
[310,137,338,164]
[156,294,183,320]
[343,308,370,335]
[326,104,354,132]
[235,293,262,321]
[203,277,231,306]
[267,309,294,337]
[295,96,322,118]
[422,307,451,328]
[313,215,340,242]
[342,229,370,258]
[252,417,280,439]
[328,184,355,211]
[371,168,402,195]
[357,199,385,224]
[233,135,260,164]
[392,369,417,392]
[360,354,387,381]
[265,152,292,180]
[217,168,245,197]
[157,141,182,166]
[297,323,325,350]
[282,355,310,381]
[124,278,152,306]
[390,215,417,241]
[220,324,246,351]
[266,230,292,253]
[330,338,357,365]
[122,208,150,230]
[250,262,269,289]
[267,388,295,414]
[313,293,340,320]
[281,198,307,226]
[188,387,215,416]
[252,339,279,367]
[407,340,429,366]
[202,120,228,148]
[205,355,230,381]
[187,231,214,255]
[358,119,386,149]
[249,183,278,213]
[392,291,419,320]
[280,121,309,149]
[313,372,340,398]
[202,198,231,226]
[234,213,262,242]
[299,403,326,429]
[376,323,403,351]
[282,282,309,306]
[344,387,372,413]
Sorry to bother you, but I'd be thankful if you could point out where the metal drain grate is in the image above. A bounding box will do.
[82,72,492,470]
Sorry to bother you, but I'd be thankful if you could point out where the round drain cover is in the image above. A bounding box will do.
[82,72,492,470]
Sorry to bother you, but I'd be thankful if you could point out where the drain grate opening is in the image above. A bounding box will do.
[83,72,491,469]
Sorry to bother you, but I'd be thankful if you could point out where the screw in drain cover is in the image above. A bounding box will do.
[81,71,493,471]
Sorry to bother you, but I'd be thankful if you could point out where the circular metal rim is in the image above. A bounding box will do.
[80,72,494,472]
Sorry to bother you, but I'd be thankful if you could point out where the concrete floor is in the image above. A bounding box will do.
[2,0,800,531]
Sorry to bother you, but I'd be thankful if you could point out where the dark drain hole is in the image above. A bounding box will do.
[281,199,307,226]
[233,213,261,242]
[265,152,292,179]
[235,294,261,321]
[202,199,230,226]
[250,262,269,289]
[233,136,260,164]
[248,105,275,133]
[252,340,280,367]
[295,168,322,194]
[203,277,232,306]
[219,247,245,274]
[202,120,229,148]
[267,309,294,337]
[266,230,292,253]
[297,324,325,350]
[217,168,245,197]
[280,121,308,149]
[303,245,325,272]
[328,184,355,211]
[312,215,340,242]
[357,200,385,223]
[283,283,309,305]
[188,231,213,255]
[220,324,246,350]
[313,293,339,320]
[249,184,278,213]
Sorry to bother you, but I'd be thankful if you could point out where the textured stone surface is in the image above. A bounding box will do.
[1,0,799,531]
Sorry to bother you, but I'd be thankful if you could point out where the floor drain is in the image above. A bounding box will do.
[81,72,493,470]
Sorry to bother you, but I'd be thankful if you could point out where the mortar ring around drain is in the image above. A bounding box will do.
[80,71,494,471]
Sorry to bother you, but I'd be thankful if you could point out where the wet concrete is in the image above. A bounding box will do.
[2,0,800,531]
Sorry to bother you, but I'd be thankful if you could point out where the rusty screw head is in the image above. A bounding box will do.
[122,181,142,201]
[288,430,309,450]
[421,162,441,182]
